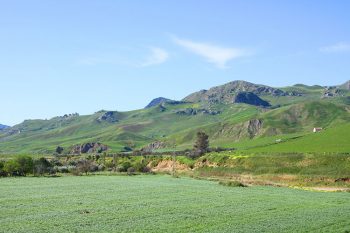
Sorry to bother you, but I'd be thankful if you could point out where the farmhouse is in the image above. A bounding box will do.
[313,127,322,133]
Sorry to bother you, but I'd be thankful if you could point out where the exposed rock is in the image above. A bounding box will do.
[322,86,345,98]
[97,111,119,123]
[141,141,166,152]
[183,80,287,103]
[145,97,185,108]
[175,108,221,116]
[247,119,263,138]
[150,160,190,172]
[71,142,108,154]
[339,80,350,90]
[233,92,270,107]
[5,128,20,135]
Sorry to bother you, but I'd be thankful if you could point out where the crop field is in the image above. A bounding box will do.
[1,175,350,232]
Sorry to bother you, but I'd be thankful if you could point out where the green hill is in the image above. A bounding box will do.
[1,80,349,154]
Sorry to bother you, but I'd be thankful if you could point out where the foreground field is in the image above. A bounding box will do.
[1,175,350,232]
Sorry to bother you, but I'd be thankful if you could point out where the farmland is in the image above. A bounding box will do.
[1,175,350,232]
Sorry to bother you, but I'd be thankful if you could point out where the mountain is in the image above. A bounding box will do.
[339,80,350,90]
[0,124,9,130]
[0,80,349,154]
[183,80,288,105]
[144,97,184,108]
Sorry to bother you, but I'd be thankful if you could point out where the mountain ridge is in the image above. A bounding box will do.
[1,79,349,154]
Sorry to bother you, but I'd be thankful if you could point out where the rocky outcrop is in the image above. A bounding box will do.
[175,108,221,116]
[141,141,166,152]
[322,86,345,98]
[247,119,263,138]
[70,142,108,154]
[145,97,185,108]
[339,80,350,90]
[183,80,288,104]
[233,92,270,107]
[97,111,119,123]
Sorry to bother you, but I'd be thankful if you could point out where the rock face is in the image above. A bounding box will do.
[322,86,344,98]
[71,142,108,154]
[0,124,9,130]
[97,111,119,123]
[247,119,263,138]
[339,80,350,90]
[233,92,270,107]
[145,97,185,108]
[183,80,287,104]
[175,108,221,116]
[141,141,166,152]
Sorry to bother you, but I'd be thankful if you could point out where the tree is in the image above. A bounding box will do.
[192,131,209,157]
[16,156,33,176]
[56,146,64,154]
[4,159,20,176]
[76,159,92,175]
[34,157,52,176]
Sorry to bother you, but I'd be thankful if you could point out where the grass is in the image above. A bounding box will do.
[196,152,350,187]
[1,175,350,232]
[245,123,350,153]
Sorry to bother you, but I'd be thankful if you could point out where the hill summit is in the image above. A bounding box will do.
[182,80,288,104]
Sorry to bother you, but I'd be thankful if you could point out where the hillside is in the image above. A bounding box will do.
[0,124,9,130]
[0,80,349,154]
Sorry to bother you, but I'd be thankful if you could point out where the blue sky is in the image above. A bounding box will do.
[0,0,349,126]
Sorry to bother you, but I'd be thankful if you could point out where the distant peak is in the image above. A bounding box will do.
[339,80,350,90]
[144,97,184,109]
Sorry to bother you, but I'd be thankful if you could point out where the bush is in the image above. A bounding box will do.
[70,167,81,176]
[54,166,69,173]
[4,159,20,176]
[218,180,247,187]
[76,159,93,175]
[34,158,52,176]
[127,167,136,175]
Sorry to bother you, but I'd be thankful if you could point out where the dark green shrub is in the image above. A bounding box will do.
[34,158,52,176]
[219,180,247,187]
[127,167,136,175]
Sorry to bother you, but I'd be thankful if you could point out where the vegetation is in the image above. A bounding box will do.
[0,81,349,155]
[192,131,209,158]
[0,175,349,232]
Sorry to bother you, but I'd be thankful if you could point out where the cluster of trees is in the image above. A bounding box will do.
[0,131,213,177]
[0,156,53,177]
[0,154,152,177]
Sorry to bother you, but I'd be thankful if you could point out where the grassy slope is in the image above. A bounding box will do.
[245,123,350,153]
[0,84,349,154]
[0,175,349,232]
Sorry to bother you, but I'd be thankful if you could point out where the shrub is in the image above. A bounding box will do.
[34,158,52,176]
[127,167,136,175]
[16,156,34,176]
[218,180,247,187]
[4,159,20,176]
[76,159,93,175]
[54,166,69,173]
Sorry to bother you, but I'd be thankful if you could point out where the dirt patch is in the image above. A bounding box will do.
[151,160,190,173]
[195,160,219,168]
[305,187,350,192]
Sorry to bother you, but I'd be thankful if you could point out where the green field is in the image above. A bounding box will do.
[1,175,349,232]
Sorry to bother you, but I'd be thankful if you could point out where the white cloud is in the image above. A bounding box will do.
[141,47,169,67]
[173,37,248,69]
[320,42,350,53]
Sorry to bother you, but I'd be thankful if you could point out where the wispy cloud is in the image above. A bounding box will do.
[141,47,169,67]
[320,42,350,53]
[172,36,248,69]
